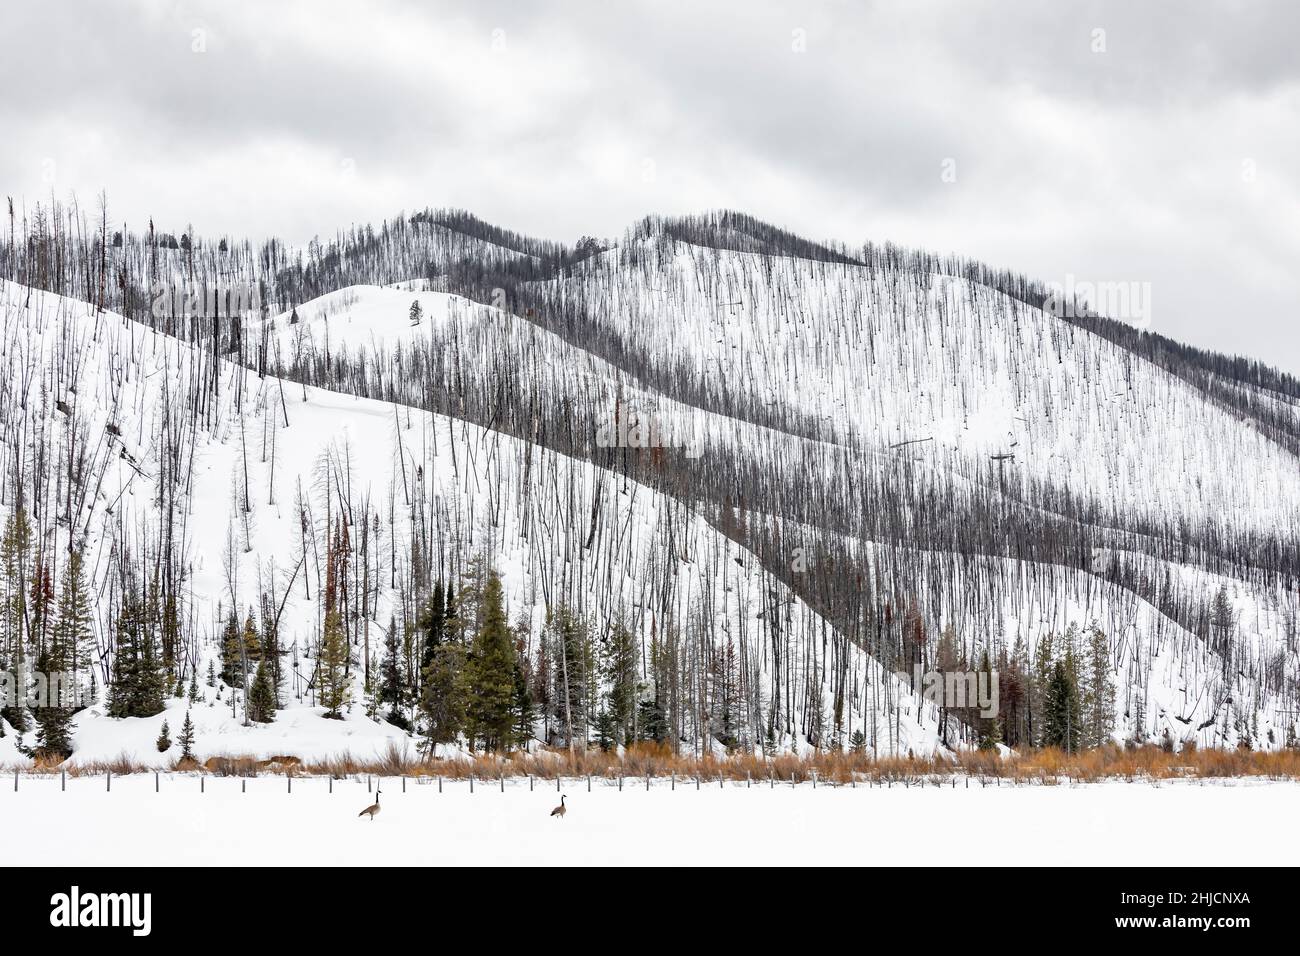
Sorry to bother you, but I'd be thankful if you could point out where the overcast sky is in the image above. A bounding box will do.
[3,0,1298,371]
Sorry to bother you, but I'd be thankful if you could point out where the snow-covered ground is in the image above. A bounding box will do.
[5,773,1296,866]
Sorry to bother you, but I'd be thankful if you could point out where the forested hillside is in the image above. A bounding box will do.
[0,198,1296,767]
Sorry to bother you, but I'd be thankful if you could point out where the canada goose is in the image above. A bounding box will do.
[358,788,381,821]
[550,794,567,819]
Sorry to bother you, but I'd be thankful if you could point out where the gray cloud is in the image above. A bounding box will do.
[1,0,1297,371]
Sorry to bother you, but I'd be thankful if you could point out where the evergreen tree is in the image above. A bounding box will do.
[219,611,242,686]
[248,659,277,723]
[417,580,446,683]
[1211,585,1235,677]
[976,648,1001,750]
[1081,624,1115,748]
[156,719,172,752]
[548,605,593,751]
[379,615,407,727]
[711,636,742,750]
[637,685,669,744]
[512,663,535,751]
[56,550,95,711]
[1043,660,1081,753]
[419,643,466,755]
[1029,632,1056,747]
[242,611,261,663]
[107,590,168,718]
[179,710,196,761]
[317,608,351,719]
[849,729,867,754]
[601,620,638,746]
[0,507,33,732]
[33,634,74,759]
[464,572,517,752]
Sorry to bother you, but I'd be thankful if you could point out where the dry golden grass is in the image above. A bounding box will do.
[5,743,1300,782]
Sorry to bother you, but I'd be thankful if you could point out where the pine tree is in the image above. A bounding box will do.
[56,546,94,712]
[512,663,535,751]
[179,710,196,761]
[849,729,867,754]
[976,648,1001,750]
[107,590,168,719]
[602,620,638,747]
[1043,660,1081,753]
[33,632,74,759]
[1211,585,1235,677]
[242,611,262,663]
[1081,624,1115,748]
[464,572,517,752]
[156,720,172,752]
[549,605,593,751]
[219,610,242,686]
[711,636,742,750]
[248,659,277,723]
[417,580,446,683]
[379,615,407,727]
[419,643,466,755]
[317,608,351,719]
[0,507,33,732]
[1029,631,1055,747]
[637,685,669,744]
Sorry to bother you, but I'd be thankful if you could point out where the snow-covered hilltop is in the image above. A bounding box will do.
[0,204,1296,767]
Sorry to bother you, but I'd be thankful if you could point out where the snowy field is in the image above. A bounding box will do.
[6,774,1297,866]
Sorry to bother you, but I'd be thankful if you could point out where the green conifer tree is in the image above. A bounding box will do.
[179,710,196,761]
[1043,660,1081,753]
[464,572,517,752]
[248,659,277,723]
[317,608,351,719]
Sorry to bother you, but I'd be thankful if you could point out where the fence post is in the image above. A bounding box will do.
[242,779,246,794]
[201,776,205,793]
[288,776,292,794]
[107,771,111,792]
[671,773,675,791]
[439,776,443,793]
[13,770,17,792]
[329,776,333,794]
[469,775,474,794]
[556,775,560,792]
[529,775,534,792]
[695,775,699,790]
[646,772,650,791]
[500,772,504,793]
[586,774,591,793]
[618,775,623,792]
[155,771,159,793]
[402,777,406,793]
[746,771,750,789]
[61,769,66,792]
[812,771,817,790]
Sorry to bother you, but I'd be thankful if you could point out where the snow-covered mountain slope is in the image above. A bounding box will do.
[549,241,1300,542]
[0,279,935,764]
[2,205,1297,760]
[244,259,1300,750]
